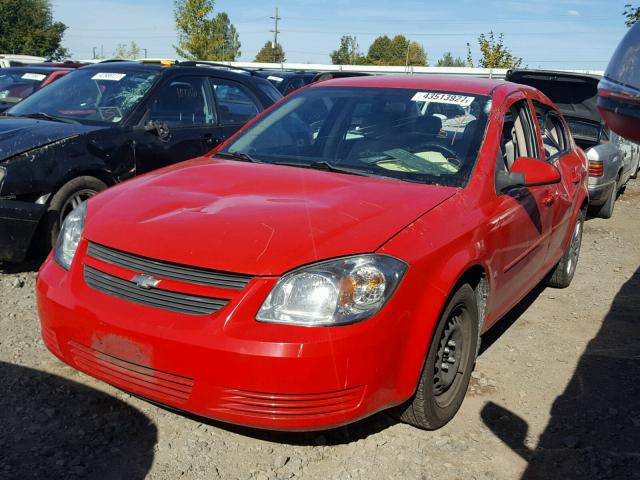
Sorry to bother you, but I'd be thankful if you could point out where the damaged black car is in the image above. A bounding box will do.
[0,60,281,263]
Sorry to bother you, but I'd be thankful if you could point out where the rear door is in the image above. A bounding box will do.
[532,99,584,260]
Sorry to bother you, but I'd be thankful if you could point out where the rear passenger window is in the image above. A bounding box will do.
[533,101,569,160]
[212,80,260,125]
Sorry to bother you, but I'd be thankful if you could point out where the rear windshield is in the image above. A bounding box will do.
[8,68,160,125]
[220,86,490,187]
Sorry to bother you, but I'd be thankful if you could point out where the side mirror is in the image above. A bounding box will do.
[144,120,171,142]
[497,157,561,192]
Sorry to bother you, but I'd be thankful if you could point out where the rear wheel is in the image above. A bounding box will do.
[43,176,107,251]
[395,284,478,430]
[546,209,585,288]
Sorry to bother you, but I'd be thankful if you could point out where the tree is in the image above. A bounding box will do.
[624,4,640,26]
[330,35,366,65]
[174,0,241,60]
[437,52,466,67]
[113,42,142,59]
[255,42,286,63]
[0,0,68,60]
[367,35,427,66]
[468,31,522,69]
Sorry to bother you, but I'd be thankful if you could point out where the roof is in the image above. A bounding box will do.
[0,66,73,73]
[312,74,508,95]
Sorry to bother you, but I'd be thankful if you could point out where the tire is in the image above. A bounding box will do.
[395,284,479,430]
[42,176,108,251]
[592,179,618,219]
[546,208,585,288]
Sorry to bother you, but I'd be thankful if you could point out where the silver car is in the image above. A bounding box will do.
[506,69,635,218]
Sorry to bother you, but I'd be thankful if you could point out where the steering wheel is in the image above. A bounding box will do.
[416,142,462,168]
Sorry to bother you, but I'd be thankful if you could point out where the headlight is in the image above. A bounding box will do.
[257,255,407,326]
[54,201,87,270]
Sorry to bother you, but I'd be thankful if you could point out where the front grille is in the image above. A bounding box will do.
[68,340,194,403]
[84,265,228,315]
[87,242,252,290]
[212,385,366,418]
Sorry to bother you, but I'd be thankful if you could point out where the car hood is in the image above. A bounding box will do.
[506,70,602,124]
[85,158,458,276]
[0,116,103,162]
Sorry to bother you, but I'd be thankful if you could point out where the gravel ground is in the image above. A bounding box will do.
[1,181,639,480]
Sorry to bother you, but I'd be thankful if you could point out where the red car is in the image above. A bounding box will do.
[36,75,588,431]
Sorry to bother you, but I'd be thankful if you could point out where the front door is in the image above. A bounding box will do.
[133,75,225,174]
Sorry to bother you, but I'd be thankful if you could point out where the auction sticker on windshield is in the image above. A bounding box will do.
[91,72,127,81]
[21,73,47,81]
[411,92,475,107]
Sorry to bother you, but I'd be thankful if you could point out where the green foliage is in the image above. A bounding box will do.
[624,3,640,26]
[0,0,68,60]
[255,42,286,63]
[174,0,241,60]
[436,52,466,67]
[469,31,522,69]
[113,41,141,59]
[366,35,427,66]
[330,36,367,65]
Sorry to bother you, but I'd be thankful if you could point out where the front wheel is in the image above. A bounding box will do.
[395,284,479,430]
[546,209,585,288]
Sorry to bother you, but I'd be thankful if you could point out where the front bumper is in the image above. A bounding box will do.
[37,242,425,431]
[0,199,46,262]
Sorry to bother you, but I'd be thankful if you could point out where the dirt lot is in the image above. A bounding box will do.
[1,181,639,480]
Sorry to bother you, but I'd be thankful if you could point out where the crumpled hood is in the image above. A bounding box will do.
[85,158,458,275]
[0,116,103,162]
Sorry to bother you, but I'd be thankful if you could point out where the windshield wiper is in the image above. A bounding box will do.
[270,159,370,177]
[215,151,261,163]
[20,112,79,124]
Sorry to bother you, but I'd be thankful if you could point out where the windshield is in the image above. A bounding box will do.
[0,69,49,105]
[8,68,160,125]
[220,86,490,187]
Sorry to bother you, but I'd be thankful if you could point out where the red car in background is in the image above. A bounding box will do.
[36,75,588,431]
[0,64,80,113]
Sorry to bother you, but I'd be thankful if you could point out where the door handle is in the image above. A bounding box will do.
[202,134,220,146]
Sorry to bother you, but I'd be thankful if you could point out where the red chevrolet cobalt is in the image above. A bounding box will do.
[37,76,588,431]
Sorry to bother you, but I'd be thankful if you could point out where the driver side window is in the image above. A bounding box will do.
[147,76,215,128]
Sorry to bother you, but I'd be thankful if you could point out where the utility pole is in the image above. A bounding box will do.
[92,47,97,60]
[143,48,148,59]
[269,7,281,62]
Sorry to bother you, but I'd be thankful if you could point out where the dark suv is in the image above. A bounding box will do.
[0,60,281,263]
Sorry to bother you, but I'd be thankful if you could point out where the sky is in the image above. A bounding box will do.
[51,0,633,71]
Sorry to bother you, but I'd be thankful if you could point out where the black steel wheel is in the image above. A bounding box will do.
[395,284,479,430]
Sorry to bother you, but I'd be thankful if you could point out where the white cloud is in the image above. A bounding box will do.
[568,9,581,16]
